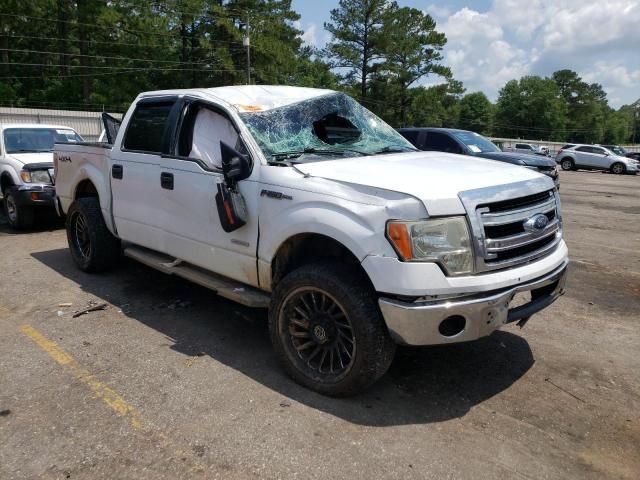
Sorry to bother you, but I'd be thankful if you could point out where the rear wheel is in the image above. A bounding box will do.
[3,187,34,230]
[610,162,625,175]
[269,263,395,396]
[66,197,121,272]
[560,158,574,171]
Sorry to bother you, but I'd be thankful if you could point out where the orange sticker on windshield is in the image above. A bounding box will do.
[235,104,264,112]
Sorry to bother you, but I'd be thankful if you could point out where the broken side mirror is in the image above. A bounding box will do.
[216,141,250,232]
[220,141,251,186]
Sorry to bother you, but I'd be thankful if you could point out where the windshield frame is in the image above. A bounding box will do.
[238,92,416,163]
[2,127,83,154]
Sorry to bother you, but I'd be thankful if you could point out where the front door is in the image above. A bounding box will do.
[158,99,261,287]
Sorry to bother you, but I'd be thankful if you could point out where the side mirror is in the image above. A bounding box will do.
[220,141,251,185]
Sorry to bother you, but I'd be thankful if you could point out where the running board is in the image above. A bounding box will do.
[123,245,270,308]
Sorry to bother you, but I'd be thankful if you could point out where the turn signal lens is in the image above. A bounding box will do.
[386,222,412,260]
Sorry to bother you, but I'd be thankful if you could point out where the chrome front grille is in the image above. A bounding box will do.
[458,178,562,273]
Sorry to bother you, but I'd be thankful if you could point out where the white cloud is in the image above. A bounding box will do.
[437,0,640,107]
[425,4,451,19]
[293,21,322,47]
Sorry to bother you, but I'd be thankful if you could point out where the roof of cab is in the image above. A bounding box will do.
[138,85,336,112]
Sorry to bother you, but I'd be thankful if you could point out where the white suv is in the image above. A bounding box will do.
[556,144,638,174]
[0,124,83,228]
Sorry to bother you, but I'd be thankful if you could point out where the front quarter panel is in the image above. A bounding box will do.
[256,165,426,290]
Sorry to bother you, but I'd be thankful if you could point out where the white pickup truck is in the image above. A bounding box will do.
[54,86,568,396]
[0,123,83,228]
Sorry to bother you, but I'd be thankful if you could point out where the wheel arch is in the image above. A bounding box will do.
[268,233,373,292]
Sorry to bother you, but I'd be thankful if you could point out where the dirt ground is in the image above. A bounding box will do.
[0,170,638,480]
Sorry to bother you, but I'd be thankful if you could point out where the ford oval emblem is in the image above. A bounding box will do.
[523,213,549,233]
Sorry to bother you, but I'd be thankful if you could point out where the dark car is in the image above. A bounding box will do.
[398,127,560,188]
[627,152,640,161]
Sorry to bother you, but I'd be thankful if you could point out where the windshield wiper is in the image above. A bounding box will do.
[373,146,417,155]
[272,147,366,161]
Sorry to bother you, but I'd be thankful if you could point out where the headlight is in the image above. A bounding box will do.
[386,217,473,275]
[21,169,50,183]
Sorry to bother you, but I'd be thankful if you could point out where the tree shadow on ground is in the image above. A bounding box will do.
[32,248,535,427]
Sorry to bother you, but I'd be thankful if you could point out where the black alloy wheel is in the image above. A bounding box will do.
[283,287,356,377]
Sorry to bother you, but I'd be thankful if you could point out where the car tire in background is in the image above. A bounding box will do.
[560,158,575,171]
[269,262,396,397]
[3,187,34,230]
[66,197,121,272]
[610,163,626,175]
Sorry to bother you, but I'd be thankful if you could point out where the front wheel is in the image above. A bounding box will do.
[269,263,396,396]
[66,197,121,272]
[3,188,34,230]
[560,158,574,171]
[610,162,625,175]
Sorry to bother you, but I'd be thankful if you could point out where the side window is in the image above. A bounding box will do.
[576,146,592,153]
[123,101,175,153]
[592,147,605,155]
[423,132,462,153]
[399,130,419,146]
[176,103,240,170]
[515,143,526,149]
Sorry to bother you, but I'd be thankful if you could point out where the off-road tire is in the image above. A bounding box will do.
[66,197,121,272]
[610,162,625,175]
[560,158,574,171]
[3,187,34,230]
[269,262,396,397]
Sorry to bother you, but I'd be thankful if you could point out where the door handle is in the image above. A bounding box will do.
[111,164,123,179]
[160,172,174,190]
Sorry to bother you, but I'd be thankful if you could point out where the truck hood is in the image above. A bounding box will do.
[6,152,54,166]
[294,151,549,215]
[475,151,555,167]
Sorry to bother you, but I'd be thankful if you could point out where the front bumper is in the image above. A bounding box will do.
[379,261,568,346]
[12,184,56,208]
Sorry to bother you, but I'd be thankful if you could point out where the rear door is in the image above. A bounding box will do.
[111,97,180,252]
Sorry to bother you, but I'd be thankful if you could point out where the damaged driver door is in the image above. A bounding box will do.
[158,98,261,287]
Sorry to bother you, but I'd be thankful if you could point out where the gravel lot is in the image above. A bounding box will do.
[0,170,638,480]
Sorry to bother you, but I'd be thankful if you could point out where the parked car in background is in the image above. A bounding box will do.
[54,86,568,396]
[626,151,640,161]
[555,144,638,174]
[0,124,83,228]
[600,145,627,156]
[398,128,560,188]
[506,142,550,157]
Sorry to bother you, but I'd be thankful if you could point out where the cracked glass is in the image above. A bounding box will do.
[239,92,415,162]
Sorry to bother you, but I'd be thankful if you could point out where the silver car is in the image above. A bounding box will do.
[556,144,638,175]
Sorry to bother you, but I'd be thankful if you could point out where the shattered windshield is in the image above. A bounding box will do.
[239,92,416,162]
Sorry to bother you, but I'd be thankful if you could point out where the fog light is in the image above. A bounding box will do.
[439,315,466,337]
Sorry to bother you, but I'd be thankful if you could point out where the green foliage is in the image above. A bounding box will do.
[495,76,567,141]
[323,0,390,100]
[458,92,493,135]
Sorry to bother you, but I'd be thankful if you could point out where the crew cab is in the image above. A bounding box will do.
[0,123,83,228]
[54,86,568,396]
[398,128,560,188]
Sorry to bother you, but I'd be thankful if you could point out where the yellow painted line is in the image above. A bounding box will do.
[19,324,203,473]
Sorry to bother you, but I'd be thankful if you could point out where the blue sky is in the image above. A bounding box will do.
[291,0,640,108]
